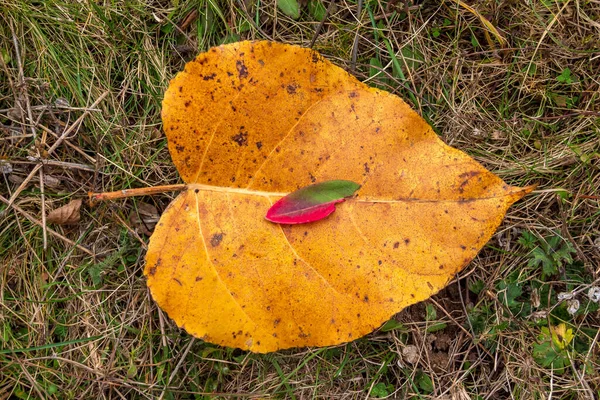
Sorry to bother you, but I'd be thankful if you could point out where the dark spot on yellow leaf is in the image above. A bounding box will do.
[427,282,433,290]
[203,73,216,80]
[231,131,248,146]
[210,233,224,247]
[173,278,182,286]
[273,318,280,327]
[393,242,400,249]
[286,84,297,94]
[404,238,410,245]
[195,276,203,281]
[256,141,262,149]
[363,295,369,303]
[236,60,248,79]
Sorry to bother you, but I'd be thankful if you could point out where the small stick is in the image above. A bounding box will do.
[11,159,96,172]
[350,0,364,72]
[39,169,47,250]
[0,194,94,256]
[89,184,187,204]
[310,0,337,48]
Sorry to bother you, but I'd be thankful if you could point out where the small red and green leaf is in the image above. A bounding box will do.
[265,180,360,224]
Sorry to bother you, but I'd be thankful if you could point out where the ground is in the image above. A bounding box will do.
[1,0,599,399]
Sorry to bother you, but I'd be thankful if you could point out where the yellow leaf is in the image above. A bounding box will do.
[551,323,574,350]
[146,41,533,353]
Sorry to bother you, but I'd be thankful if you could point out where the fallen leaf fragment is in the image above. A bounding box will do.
[266,180,361,224]
[146,41,533,353]
[47,199,82,225]
[130,201,160,236]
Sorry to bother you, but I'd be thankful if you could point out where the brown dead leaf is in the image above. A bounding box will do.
[130,201,160,236]
[47,198,82,225]
[43,175,62,188]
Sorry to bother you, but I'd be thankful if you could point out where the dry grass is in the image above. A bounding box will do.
[1,0,599,398]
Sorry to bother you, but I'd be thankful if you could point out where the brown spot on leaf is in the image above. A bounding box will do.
[231,131,248,146]
[236,60,248,79]
[210,233,224,247]
[286,84,297,94]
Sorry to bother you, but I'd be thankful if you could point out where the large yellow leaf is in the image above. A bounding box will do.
[146,41,531,353]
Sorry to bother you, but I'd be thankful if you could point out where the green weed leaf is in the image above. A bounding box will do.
[277,0,300,19]
[308,0,327,21]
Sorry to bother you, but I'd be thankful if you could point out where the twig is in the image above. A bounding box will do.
[0,134,34,141]
[10,159,96,172]
[0,194,94,256]
[2,91,109,214]
[39,168,47,250]
[0,105,101,113]
[350,0,364,72]
[310,0,337,48]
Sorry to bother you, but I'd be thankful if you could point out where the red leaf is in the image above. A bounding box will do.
[266,180,361,224]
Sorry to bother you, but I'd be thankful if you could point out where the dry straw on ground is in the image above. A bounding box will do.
[1,0,599,399]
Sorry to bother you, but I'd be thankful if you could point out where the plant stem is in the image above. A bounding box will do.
[88,184,187,204]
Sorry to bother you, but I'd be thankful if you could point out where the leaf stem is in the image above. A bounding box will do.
[88,183,290,204]
[89,184,187,203]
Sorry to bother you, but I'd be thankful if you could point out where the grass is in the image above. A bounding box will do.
[1,0,599,398]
